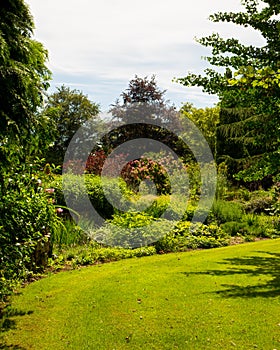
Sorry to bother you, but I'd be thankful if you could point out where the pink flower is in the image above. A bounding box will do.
[56,208,63,214]
[45,188,55,194]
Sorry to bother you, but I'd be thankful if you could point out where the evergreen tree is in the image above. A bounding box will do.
[0,0,51,168]
[177,0,280,184]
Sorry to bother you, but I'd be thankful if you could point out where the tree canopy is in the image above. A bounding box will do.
[0,0,60,300]
[44,85,101,166]
[177,0,280,184]
[0,0,51,167]
[180,103,220,155]
[106,75,186,156]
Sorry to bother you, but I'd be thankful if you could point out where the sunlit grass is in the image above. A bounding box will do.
[2,239,280,349]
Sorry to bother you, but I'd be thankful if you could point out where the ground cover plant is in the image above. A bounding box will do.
[1,239,280,349]
[47,172,280,267]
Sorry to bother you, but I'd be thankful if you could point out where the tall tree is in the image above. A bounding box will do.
[0,0,61,300]
[0,0,51,168]
[180,103,220,155]
[111,75,169,123]
[177,0,280,184]
[44,85,101,166]
[106,75,187,157]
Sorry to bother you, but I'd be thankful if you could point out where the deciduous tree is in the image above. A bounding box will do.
[177,0,280,184]
[44,85,101,166]
[106,75,187,157]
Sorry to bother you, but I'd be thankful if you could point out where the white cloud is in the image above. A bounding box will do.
[25,0,266,110]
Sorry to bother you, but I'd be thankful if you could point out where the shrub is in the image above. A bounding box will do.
[154,221,229,253]
[85,150,129,177]
[0,166,61,302]
[221,221,248,236]
[131,194,210,223]
[208,199,244,224]
[243,196,273,214]
[121,157,171,195]
[221,214,280,239]
[89,212,174,248]
[223,187,251,201]
[50,174,133,220]
[133,194,186,220]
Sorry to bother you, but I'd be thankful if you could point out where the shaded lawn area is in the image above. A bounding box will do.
[185,251,280,298]
[1,239,280,349]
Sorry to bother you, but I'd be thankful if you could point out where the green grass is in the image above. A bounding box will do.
[2,239,280,349]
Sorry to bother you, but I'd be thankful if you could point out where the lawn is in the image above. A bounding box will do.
[1,239,280,349]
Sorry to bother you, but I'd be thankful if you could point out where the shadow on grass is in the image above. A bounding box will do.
[183,251,280,298]
[0,345,26,349]
[0,306,32,349]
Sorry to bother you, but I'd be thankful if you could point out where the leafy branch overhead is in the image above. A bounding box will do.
[177,0,280,183]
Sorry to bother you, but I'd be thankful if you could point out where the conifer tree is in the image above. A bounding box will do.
[177,0,280,183]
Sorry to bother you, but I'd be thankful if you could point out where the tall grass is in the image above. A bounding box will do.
[52,219,89,248]
[209,199,244,224]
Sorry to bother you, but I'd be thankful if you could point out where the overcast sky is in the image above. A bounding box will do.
[25,0,266,112]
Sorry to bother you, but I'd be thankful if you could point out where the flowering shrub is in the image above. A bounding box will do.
[64,150,191,197]
[64,150,128,176]
[0,164,62,302]
[121,157,171,194]
[85,150,107,175]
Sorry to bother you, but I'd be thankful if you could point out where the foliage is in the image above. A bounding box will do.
[180,103,220,154]
[90,212,172,248]
[44,85,101,166]
[0,0,52,170]
[154,221,229,252]
[110,75,175,123]
[50,236,156,269]
[85,150,109,175]
[106,75,187,157]
[270,181,280,216]
[221,214,280,240]
[225,65,280,182]
[177,1,280,96]
[176,0,280,183]
[208,199,244,224]
[121,157,171,194]
[243,196,274,214]
[0,1,61,303]
[85,149,190,197]
[120,74,162,102]
[63,149,118,175]
[51,219,89,249]
[51,174,133,220]
[0,163,61,302]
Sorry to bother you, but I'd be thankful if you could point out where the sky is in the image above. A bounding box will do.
[25,0,266,112]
